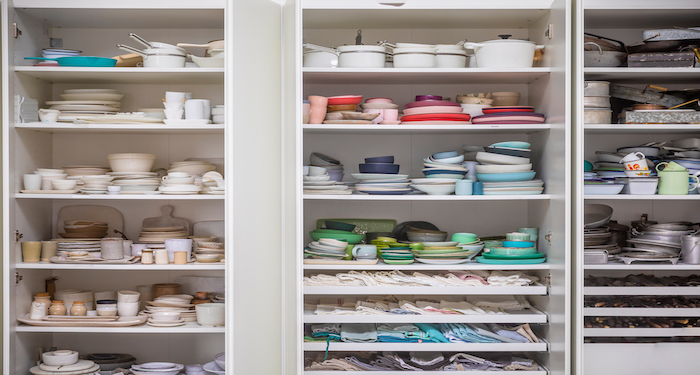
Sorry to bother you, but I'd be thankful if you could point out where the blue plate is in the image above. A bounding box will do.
[490,141,531,149]
[432,151,459,159]
[361,190,412,195]
[476,171,536,182]
[424,169,466,175]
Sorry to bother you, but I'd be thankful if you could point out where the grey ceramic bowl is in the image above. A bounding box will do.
[407,231,448,242]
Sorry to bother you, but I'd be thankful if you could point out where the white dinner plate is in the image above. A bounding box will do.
[351,173,409,181]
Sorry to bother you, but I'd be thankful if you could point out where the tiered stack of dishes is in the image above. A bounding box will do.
[322,95,367,124]
[400,96,471,125]
[143,295,195,327]
[372,237,414,265]
[353,156,411,195]
[79,175,114,194]
[131,362,185,375]
[620,223,689,264]
[583,226,620,259]
[310,152,344,182]
[138,226,188,244]
[304,238,348,260]
[60,220,108,239]
[583,204,615,263]
[29,168,71,192]
[57,240,102,259]
[31,350,100,375]
[203,353,226,375]
[475,142,543,195]
[422,150,467,179]
[458,93,493,118]
[309,224,364,250]
[159,172,202,195]
[304,166,350,195]
[194,241,225,263]
[360,97,400,125]
[472,106,545,125]
[168,159,216,176]
[109,171,160,194]
[412,241,479,265]
[201,171,225,195]
[63,165,109,191]
[50,89,125,122]
[477,232,546,264]
[585,150,632,194]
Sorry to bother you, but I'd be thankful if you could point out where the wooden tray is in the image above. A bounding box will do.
[18,314,146,327]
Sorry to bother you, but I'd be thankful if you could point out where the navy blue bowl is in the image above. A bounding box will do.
[359,163,400,174]
[365,156,395,164]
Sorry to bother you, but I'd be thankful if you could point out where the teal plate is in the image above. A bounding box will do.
[490,141,531,149]
[382,259,415,265]
[475,256,547,264]
[477,171,536,182]
[482,252,546,259]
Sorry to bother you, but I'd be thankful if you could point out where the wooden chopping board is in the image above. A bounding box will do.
[56,205,124,238]
[142,205,190,234]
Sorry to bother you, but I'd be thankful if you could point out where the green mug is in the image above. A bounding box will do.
[656,161,687,172]
[657,170,699,195]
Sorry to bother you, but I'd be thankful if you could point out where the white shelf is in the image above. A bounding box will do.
[304,263,551,271]
[584,327,700,337]
[15,262,224,270]
[304,194,550,201]
[16,123,224,134]
[303,68,551,85]
[585,124,700,134]
[585,195,700,200]
[584,286,700,296]
[583,68,700,84]
[15,321,223,334]
[585,262,700,270]
[14,1,224,29]
[305,372,547,375]
[303,341,548,352]
[15,193,223,200]
[14,67,224,84]
[304,284,548,296]
[304,308,548,324]
[303,124,552,134]
[584,308,700,317]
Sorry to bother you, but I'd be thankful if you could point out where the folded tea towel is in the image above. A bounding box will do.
[344,356,382,371]
[311,323,340,335]
[439,300,490,315]
[440,323,502,343]
[467,295,531,310]
[450,270,491,283]
[303,274,363,286]
[410,351,445,366]
[486,323,530,343]
[488,271,539,286]
[340,323,377,342]
[304,358,365,371]
[435,272,489,286]
[396,352,450,371]
[413,323,450,343]
[468,323,521,343]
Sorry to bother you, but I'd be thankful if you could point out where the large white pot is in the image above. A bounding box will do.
[393,47,436,68]
[436,49,467,68]
[303,50,338,67]
[463,36,544,68]
[337,45,386,68]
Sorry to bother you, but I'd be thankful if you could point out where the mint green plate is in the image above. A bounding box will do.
[475,256,546,264]
[382,259,414,265]
[482,252,545,259]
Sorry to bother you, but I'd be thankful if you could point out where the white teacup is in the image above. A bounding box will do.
[620,152,645,163]
[38,109,60,122]
[165,91,187,103]
[117,301,139,317]
[164,109,184,120]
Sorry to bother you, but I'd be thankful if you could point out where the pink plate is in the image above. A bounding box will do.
[365,97,393,104]
[470,120,545,124]
[404,100,461,109]
[400,121,472,125]
[327,95,363,105]
[472,116,546,124]
[403,106,464,115]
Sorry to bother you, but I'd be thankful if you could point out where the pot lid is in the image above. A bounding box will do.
[482,34,537,45]
[393,47,436,54]
[337,45,386,53]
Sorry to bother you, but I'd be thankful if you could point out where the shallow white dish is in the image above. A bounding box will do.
[163,119,212,126]
[203,361,225,375]
[351,173,409,181]
[475,152,530,165]
[411,184,456,195]
[583,184,624,195]
[475,163,533,173]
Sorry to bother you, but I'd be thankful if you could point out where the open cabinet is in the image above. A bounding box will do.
[284,1,571,374]
[575,1,700,374]
[2,0,284,374]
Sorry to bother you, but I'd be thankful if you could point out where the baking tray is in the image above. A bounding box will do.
[611,84,686,107]
[315,218,397,234]
[628,52,696,68]
[643,27,700,42]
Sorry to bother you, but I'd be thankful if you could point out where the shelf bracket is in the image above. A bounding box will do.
[15,272,23,286]
[13,23,22,38]
[15,230,23,243]
[544,231,552,245]
[545,24,553,39]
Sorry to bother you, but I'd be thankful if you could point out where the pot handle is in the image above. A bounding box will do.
[177,43,211,48]
[116,44,147,58]
[656,162,669,173]
[690,173,700,192]
[462,42,484,51]
[584,42,603,55]
[303,42,339,56]
[129,33,151,49]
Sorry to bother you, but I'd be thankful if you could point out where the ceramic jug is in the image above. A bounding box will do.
[657,170,699,195]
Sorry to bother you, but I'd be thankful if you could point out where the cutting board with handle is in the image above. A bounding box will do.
[142,205,190,234]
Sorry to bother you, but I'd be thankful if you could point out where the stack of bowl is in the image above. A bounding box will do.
[458,93,493,118]
[422,151,468,180]
[304,166,350,195]
[108,153,156,173]
[60,220,108,239]
[359,97,400,125]
[410,178,457,195]
[354,156,412,195]
[80,175,115,194]
[310,152,344,182]
[33,168,69,191]
[400,96,471,125]
[194,241,225,263]
[372,237,415,265]
[304,237,348,260]
[476,231,546,264]
[33,350,100,375]
[475,141,544,195]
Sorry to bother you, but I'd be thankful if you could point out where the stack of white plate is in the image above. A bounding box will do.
[167,160,216,176]
[410,178,457,195]
[80,175,114,194]
[108,171,161,194]
[57,240,102,259]
[138,226,189,243]
[52,89,125,122]
[352,173,411,195]
[194,241,225,261]
[304,172,349,195]
[202,171,225,195]
[130,362,184,375]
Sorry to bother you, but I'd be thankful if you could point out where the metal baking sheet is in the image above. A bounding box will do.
[643,27,700,42]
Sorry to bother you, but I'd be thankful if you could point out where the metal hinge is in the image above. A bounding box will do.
[13,22,22,38]
[545,274,551,287]
[544,231,552,245]
[545,24,553,39]
[15,272,23,286]
[15,230,23,243]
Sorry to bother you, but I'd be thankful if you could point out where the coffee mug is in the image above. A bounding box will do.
[174,251,188,265]
[620,152,645,163]
[657,170,699,195]
[185,100,205,120]
[624,158,649,171]
[351,244,377,259]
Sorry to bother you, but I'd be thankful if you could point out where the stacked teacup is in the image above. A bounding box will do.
[31,168,70,191]
[117,290,140,317]
[163,91,190,120]
[159,171,202,195]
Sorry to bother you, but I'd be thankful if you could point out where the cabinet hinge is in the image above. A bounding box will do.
[545,274,551,287]
[15,272,23,286]
[545,24,553,39]
[13,22,22,38]
[544,231,552,245]
[15,230,23,243]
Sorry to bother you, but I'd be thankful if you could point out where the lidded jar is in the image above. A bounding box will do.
[70,301,87,316]
[33,292,52,315]
[49,300,67,316]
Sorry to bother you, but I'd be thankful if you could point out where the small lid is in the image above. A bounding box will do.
[73,301,85,305]
[96,299,118,304]
[52,300,64,303]
[142,249,154,253]
[337,45,386,53]
[393,47,436,54]
[35,293,50,297]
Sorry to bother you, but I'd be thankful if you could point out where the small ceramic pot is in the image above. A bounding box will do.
[22,241,42,263]
[100,238,124,260]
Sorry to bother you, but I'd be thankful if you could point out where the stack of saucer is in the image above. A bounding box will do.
[304,238,348,260]
[158,171,202,195]
[57,240,102,259]
[138,226,188,243]
[53,89,125,122]
[194,241,225,262]
[109,171,160,194]
[80,175,114,194]
[131,362,184,375]
[304,166,350,195]
[422,151,468,179]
